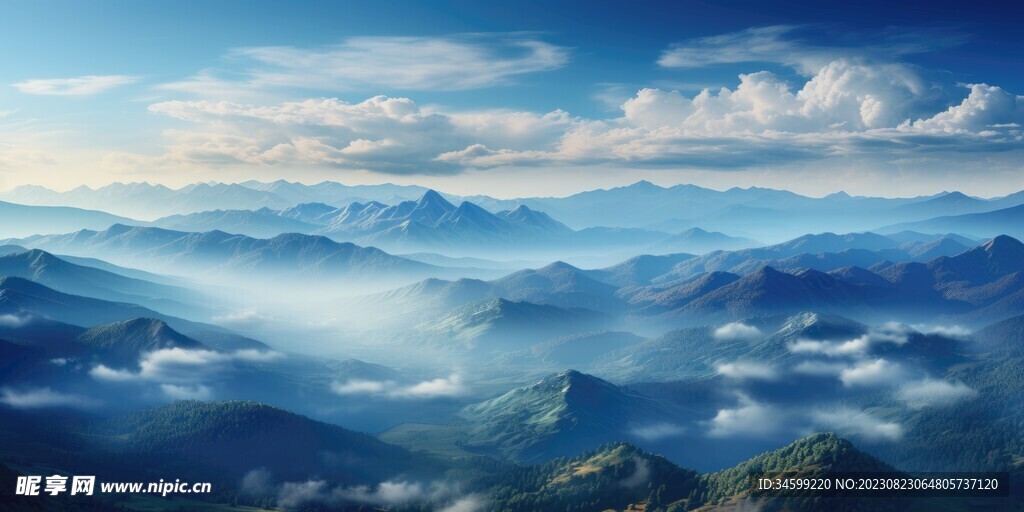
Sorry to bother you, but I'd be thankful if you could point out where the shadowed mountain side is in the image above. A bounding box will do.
[0,200,134,239]
[881,203,1024,240]
[443,370,691,463]
[0,277,267,351]
[0,249,208,319]
[90,400,436,484]
[415,298,608,353]
[7,224,450,285]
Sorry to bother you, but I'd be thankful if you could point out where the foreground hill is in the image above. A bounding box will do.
[95,400,429,484]
[385,370,688,462]
[480,433,914,512]
[417,298,608,353]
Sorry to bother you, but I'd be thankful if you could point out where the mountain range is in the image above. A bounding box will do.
[8,180,1024,245]
[5,223,445,284]
[0,276,262,351]
[0,200,132,238]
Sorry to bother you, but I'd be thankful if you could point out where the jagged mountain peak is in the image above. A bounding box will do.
[981,234,1024,254]
[416,189,454,208]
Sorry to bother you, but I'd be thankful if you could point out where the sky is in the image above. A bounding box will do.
[1,0,1023,198]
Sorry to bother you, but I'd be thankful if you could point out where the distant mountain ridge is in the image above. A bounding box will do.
[371,233,1024,329]
[8,180,1022,243]
[0,200,134,239]
[6,223,441,283]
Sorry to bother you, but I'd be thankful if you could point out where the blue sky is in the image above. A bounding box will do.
[1,0,1023,197]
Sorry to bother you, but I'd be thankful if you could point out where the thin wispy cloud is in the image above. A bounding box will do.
[163,35,569,95]
[12,75,140,96]
[811,408,903,441]
[0,386,98,409]
[657,25,965,74]
[897,379,976,409]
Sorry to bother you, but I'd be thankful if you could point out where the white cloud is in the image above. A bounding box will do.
[716,361,777,381]
[159,383,213,400]
[0,314,29,328]
[912,324,972,340]
[789,324,910,358]
[396,374,466,398]
[240,468,274,496]
[657,25,961,75]
[438,495,485,512]
[792,360,848,376]
[130,96,574,175]
[87,27,1020,178]
[329,374,465,399]
[619,458,651,489]
[276,480,328,508]
[707,394,782,438]
[276,479,475,510]
[330,379,393,395]
[0,387,97,409]
[12,75,140,96]
[164,35,568,94]
[89,348,282,399]
[713,322,763,341]
[211,309,272,328]
[812,408,903,441]
[839,359,906,388]
[629,422,686,441]
[897,379,976,409]
[906,84,1024,134]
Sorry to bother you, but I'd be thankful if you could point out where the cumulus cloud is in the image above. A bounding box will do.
[812,408,903,441]
[716,361,777,381]
[629,422,686,441]
[897,379,977,409]
[164,35,568,94]
[93,26,1021,178]
[906,84,1024,134]
[839,359,906,388]
[713,322,763,341]
[707,394,782,438]
[0,387,98,409]
[12,75,139,96]
[330,374,465,399]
